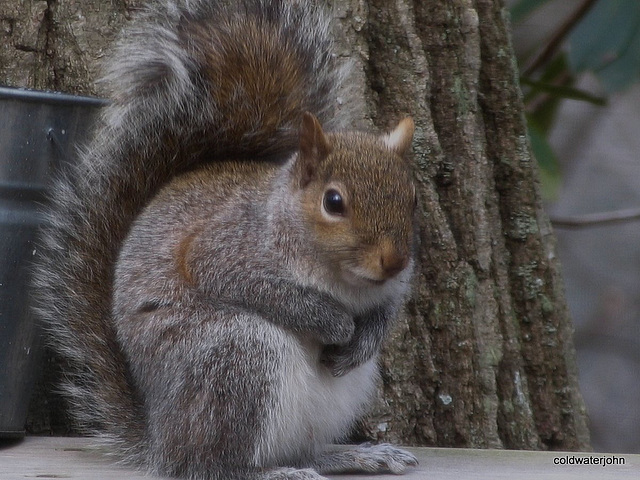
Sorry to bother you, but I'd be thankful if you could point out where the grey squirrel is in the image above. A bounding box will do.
[35,1,419,479]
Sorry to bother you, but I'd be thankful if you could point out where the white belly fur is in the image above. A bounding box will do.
[253,328,378,467]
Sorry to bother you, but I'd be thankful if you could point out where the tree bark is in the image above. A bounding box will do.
[1,0,590,450]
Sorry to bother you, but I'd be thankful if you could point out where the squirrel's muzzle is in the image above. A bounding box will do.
[380,250,410,279]
[360,238,411,283]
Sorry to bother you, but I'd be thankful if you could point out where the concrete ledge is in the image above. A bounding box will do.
[0,436,637,479]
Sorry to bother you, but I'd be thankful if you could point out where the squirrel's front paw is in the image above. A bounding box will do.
[315,305,354,346]
[320,344,359,377]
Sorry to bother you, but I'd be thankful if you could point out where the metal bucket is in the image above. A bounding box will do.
[0,86,106,438]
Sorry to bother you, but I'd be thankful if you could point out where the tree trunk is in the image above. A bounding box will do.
[1,0,590,450]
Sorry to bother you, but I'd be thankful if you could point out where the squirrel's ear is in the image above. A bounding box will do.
[382,117,415,157]
[297,112,331,188]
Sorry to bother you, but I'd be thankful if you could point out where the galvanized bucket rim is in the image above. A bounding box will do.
[0,86,108,108]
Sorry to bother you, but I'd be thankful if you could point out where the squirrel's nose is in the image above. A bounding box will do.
[379,242,409,278]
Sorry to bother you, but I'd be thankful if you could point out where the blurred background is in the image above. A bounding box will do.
[509,0,640,453]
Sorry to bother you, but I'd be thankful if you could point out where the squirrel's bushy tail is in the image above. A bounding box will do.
[33,0,356,463]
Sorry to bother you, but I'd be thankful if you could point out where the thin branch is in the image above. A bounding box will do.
[522,0,599,77]
[550,207,640,229]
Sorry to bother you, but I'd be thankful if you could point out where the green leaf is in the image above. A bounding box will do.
[522,55,570,109]
[510,0,553,24]
[526,120,561,200]
[527,121,559,175]
[538,54,569,84]
[569,0,640,92]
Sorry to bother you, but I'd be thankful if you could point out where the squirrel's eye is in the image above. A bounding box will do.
[323,189,345,216]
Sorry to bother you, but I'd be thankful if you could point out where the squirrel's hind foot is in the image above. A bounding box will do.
[313,443,419,475]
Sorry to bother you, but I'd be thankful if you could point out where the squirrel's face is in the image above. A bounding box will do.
[294,113,416,289]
